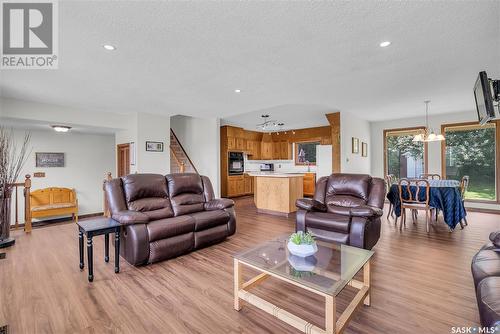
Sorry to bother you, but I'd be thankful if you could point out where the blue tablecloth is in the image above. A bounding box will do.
[387,180,467,230]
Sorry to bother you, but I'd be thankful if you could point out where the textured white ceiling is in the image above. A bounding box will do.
[1,1,499,123]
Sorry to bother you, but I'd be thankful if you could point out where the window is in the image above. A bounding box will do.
[384,127,427,179]
[295,141,320,165]
[442,122,498,201]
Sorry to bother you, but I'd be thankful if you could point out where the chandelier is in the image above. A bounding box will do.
[256,115,284,132]
[412,100,445,142]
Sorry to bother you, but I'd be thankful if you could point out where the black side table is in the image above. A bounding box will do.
[77,217,121,282]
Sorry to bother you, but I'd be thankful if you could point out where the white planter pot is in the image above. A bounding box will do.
[287,241,318,258]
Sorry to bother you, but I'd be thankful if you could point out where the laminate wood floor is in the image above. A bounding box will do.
[0,197,498,334]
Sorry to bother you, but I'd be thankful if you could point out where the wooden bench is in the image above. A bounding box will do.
[30,187,79,222]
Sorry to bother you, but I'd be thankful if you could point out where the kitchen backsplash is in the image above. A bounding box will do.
[244,154,317,173]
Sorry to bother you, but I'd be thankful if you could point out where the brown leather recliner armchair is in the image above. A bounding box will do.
[104,173,236,265]
[295,173,385,250]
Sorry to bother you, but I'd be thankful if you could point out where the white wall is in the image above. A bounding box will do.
[136,113,171,174]
[370,110,500,210]
[170,115,220,196]
[341,111,371,174]
[9,129,115,224]
[114,112,171,175]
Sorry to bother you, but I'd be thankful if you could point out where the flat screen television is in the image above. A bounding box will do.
[474,71,496,125]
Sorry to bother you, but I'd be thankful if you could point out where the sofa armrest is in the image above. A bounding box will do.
[204,198,235,211]
[296,198,326,212]
[328,205,383,218]
[111,210,149,225]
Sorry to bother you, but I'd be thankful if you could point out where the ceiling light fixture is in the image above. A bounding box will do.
[234,89,241,93]
[103,44,116,51]
[256,115,290,134]
[51,125,71,133]
[412,100,445,142]
[379,41,391,48]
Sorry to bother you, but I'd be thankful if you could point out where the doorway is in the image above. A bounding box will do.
[117,143,130,177]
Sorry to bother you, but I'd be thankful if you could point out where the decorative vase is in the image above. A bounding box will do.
[287,241,318,258]
[0,189,15,248]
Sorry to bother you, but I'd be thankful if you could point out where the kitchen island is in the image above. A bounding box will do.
[247,172,304,216]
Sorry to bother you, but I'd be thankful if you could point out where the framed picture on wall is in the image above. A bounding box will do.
[362,142,368,157]
[35,152,65,167]
[146,141,164,152]
[352,137,359,154]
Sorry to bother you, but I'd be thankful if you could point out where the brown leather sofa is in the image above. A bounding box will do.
[295,173,385,250]
[471,231,500,327]
[104,173,236,265]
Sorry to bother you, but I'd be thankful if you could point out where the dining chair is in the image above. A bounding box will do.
[385,174,396,219]
[459,175,470,228]
[419,173,441,180]
[397,178,432,232]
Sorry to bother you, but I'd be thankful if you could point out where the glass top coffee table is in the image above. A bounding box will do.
[233,234,374,334]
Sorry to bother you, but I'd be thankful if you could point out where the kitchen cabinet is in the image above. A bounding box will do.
[272,142,281,159]
[227,137,236,150]
[244,174,253,194]
[261,142,273,160]
[228,175,245,197]
[303,173,316,197]
[246,140,261,160]
[236,137,246,150]
[279,141,292,160]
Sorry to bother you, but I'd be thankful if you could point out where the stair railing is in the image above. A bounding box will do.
[170,129,198,174]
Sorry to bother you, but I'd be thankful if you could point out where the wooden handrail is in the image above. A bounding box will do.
[7,174,32,232]
[169,146,186,173]
[170,129,198,174]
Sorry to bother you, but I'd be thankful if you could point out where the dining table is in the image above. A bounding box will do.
[386,179,467,230]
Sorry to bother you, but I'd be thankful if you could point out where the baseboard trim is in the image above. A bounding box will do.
[10,212,104,230]
[466,207,500,215]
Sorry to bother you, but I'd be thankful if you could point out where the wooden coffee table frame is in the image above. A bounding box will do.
[233,258,371,334]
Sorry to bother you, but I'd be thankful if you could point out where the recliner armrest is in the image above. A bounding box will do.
[204,198,235,211]
[296,198,327,212]
[328,205,383,218]
[111,210,149,225]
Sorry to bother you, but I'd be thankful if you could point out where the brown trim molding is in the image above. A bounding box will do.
[325,112,341,173]
[383,126,428,177]
[440,120,500,204]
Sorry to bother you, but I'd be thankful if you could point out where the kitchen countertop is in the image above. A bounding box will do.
[246,172,308,178]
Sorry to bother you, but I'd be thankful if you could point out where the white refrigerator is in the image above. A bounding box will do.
[316,145,332,178]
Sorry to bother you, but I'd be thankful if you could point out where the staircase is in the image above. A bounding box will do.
[170,129,197,174]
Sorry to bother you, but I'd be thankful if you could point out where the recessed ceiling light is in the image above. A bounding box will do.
[234,89,241,93]
[51,125,71,133]
[103,44,116,51]
[379,41,391,48]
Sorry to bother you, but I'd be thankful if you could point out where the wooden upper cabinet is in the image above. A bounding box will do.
[279,141,292,160]
[261,142,273,160]
[236,137,246,151]
[227,137,236,150]
[247,140,261,160]
[272,142,281,159]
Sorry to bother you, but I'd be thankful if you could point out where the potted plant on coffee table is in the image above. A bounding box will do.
[287,231,318,257]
